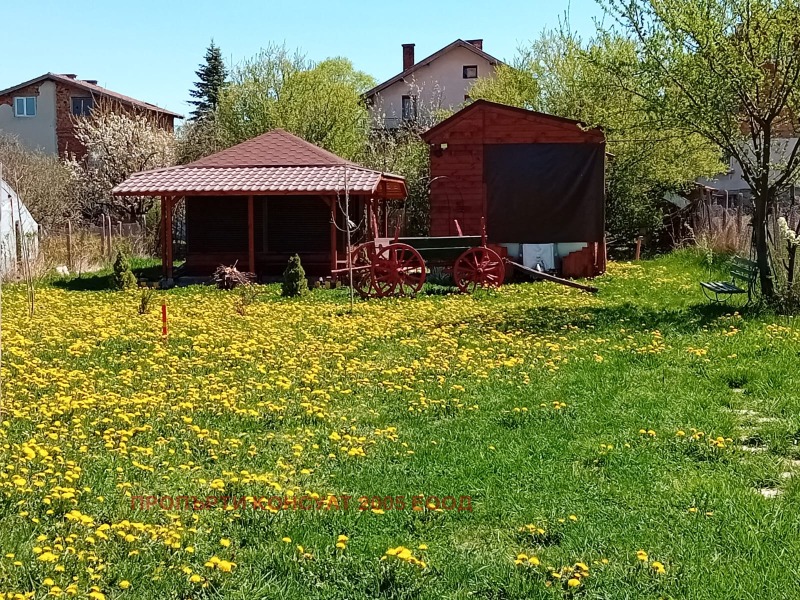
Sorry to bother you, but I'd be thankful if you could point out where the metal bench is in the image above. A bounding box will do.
[700,256,758,304]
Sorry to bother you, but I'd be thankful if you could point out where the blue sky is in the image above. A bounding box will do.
[2,0,606,119]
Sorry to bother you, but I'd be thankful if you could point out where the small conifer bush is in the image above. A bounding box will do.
[111,250,137,290]
[282,254,309,297]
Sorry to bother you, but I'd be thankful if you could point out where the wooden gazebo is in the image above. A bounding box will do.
[112,129,406,281]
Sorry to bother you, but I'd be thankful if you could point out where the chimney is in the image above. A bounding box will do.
[402,43,415,71]
[62,73,77,79]
[466,39,483,50]
[83,79,98,85]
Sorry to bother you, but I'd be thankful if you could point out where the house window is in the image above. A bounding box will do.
[401,95,417,121]
[14,96,36,117]
[463,65,478,79]
[71,97,94,116]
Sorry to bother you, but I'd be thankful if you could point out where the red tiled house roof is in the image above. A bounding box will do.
[0,72,182,118]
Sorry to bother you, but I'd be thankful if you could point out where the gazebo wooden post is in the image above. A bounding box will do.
[247,195,255,274]
[165,196,174,283]
[160,196,167,279]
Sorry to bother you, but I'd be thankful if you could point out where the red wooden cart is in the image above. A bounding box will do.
[336,216,506,298]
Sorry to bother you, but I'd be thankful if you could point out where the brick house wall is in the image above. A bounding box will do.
[0,82,42,109]
[54,82,176,157]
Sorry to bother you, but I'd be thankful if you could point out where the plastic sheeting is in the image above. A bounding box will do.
[484,143,605,243]
[0,178,39,274]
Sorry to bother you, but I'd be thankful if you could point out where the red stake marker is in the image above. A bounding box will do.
[161,300,168,337]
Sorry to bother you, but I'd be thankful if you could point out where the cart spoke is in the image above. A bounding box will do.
[454,247,505,293]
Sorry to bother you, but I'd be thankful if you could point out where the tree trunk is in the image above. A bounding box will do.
[753,192,775,299]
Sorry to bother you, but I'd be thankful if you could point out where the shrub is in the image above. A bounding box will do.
[0,134,80,229]
[234,284,259,315]
[138,288,156,314]
[111,251,137,290]
[282,254,308,297]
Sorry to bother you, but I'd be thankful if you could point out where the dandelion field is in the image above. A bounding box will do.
[2,251,800,599]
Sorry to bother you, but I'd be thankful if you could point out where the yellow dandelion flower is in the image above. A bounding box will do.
[217,560,236,573]
[37,551,58,562]
[651,561,665,574]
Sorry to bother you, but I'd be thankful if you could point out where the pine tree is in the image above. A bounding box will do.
[188,41,227,121]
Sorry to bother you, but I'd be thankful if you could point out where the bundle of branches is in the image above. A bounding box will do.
[212,263,255,289]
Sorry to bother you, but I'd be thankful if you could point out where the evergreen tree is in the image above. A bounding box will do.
[111,250,137,290]
[282,254,309,297]
[188,41,227,121]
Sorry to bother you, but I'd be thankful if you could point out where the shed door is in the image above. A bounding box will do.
[266,196,329,253]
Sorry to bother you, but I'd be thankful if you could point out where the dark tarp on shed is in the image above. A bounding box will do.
[484,143,605,243]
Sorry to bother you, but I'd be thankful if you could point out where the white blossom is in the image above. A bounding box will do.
[68,105,176,221]
[778,217,799,247]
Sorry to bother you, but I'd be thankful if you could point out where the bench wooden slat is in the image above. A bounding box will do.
[732,257,758,269]
[700,281,746,294]
[731,268,756,280]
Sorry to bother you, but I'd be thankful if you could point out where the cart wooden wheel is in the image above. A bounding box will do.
[349,243,379,298]
[453,247,505,293]
[373,242,426,297]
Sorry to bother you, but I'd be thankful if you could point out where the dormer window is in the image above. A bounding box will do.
[14,97,36,117]
[463,65,478,79]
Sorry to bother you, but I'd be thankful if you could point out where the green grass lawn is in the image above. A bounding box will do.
[1,250,800,599]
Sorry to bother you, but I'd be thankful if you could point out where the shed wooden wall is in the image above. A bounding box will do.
[426,103,604,238]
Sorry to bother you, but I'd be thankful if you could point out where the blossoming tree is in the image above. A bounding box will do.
[68,103,176,222]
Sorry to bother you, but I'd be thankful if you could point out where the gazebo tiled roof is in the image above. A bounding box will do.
[112,129,406,199]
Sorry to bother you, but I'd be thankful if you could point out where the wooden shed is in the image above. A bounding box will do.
[421,100,607,277]
[113,129,406,281]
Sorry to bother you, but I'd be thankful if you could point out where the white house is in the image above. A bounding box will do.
[364,39,501,128]
[699,137,800,200]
